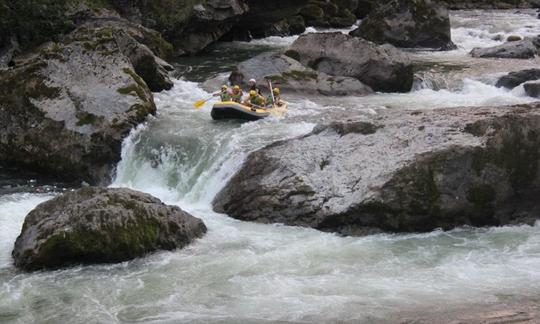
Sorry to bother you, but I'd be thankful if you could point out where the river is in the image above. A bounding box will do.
[1,9,540,323]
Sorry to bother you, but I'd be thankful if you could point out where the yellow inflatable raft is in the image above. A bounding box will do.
[211,101,288,121]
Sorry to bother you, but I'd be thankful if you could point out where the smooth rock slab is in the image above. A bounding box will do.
[214,103,540,235]
[13,187,207,271]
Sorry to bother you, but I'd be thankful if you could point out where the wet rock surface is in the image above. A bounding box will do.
[214,103,540,235]
[12,187,207,271]
[229,51,373,96]
[350,0,456,50]
[497,68,540,89]
[0,14,171,185]
[470,40,538,59]
[524,80,540,97]
[288,32,413,92]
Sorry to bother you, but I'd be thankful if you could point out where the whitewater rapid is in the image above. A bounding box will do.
[1,9,540,323]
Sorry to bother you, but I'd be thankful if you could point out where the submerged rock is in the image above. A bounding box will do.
[0,16,172,185]
[496,69,540,89]
[12,187,207,271]
[229,51,373,96]
[470,40,537,59]
[350,0,456,50]
[288,32,413,92]
[524,81,540,97]
[214,103,540,235]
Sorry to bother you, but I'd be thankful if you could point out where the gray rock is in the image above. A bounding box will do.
[238,0,308,35]
[229,51,373,96]
[350,0,456,50]
[12,187,207,271]
[214,103,540,235]
[0,20,164,185]
[288,32,413,92]
[496,69,540,89]
[524,81,540,97]
[171,0,248,55]
[470,40,537,59]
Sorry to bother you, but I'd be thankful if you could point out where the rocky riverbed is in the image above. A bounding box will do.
[2,1,540,323]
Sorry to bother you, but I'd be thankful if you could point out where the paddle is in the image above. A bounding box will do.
[267,79,276,109]
[193,95,215,109]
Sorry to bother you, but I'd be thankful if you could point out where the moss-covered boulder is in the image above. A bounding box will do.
[12,187,207,271]
[0,15,172,185]
[350,0,456,50]
[213,103,540,235]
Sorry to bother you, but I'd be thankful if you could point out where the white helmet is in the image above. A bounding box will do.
[249,78,256,84]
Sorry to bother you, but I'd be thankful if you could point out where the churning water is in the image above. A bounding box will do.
[1,10,540,323]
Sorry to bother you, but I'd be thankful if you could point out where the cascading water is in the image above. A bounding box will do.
[1,9,540,323]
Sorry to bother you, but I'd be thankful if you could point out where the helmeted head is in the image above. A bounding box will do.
[249,90,257,97]
[273,88,280,95]
[248,79,256,86]
[221,85,228,91]
[233,85,241,92]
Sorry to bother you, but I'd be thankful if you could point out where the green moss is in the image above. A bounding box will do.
[117,84,146,100]
[83,41,98,51]
[467,184,496,207]
[470,119,540,193]
[283,69,318,81]
[284,50,301,61]
[266,75,287,83]
[75,112,100,126]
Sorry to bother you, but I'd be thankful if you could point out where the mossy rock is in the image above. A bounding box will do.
[12,187,207,271]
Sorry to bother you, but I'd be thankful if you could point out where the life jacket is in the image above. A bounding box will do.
[231,91,243,102]
[220,91,231,102]
[250,95,264,107]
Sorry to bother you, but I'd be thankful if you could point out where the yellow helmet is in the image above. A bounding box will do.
[249,90,257,97]
[221,85,228,90]
[233,85,241,91]
[273,88,280,95]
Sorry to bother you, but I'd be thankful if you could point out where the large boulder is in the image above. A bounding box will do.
[350,0,456,50]
[524,81,540,97]
[288,32,414,92]
[0,17,172,185]
[470,40,537,59]
[214,103,540,235]
[236,0,308,38]
[496,69,540,89]
[299,0,358,28]
[112,0,248,55]
[229,51,373,96]
[12,187,207,271]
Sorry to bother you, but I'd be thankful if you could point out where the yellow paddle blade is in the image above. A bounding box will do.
[194,99,206,109]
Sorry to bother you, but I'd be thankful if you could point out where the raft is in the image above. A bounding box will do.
[211,101,287,121]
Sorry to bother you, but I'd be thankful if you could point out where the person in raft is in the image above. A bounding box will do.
[213,85,231,102]
[266,88,282,108]
[248,78,262,95]
[244,90,265,109]
[231,85,243,103]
